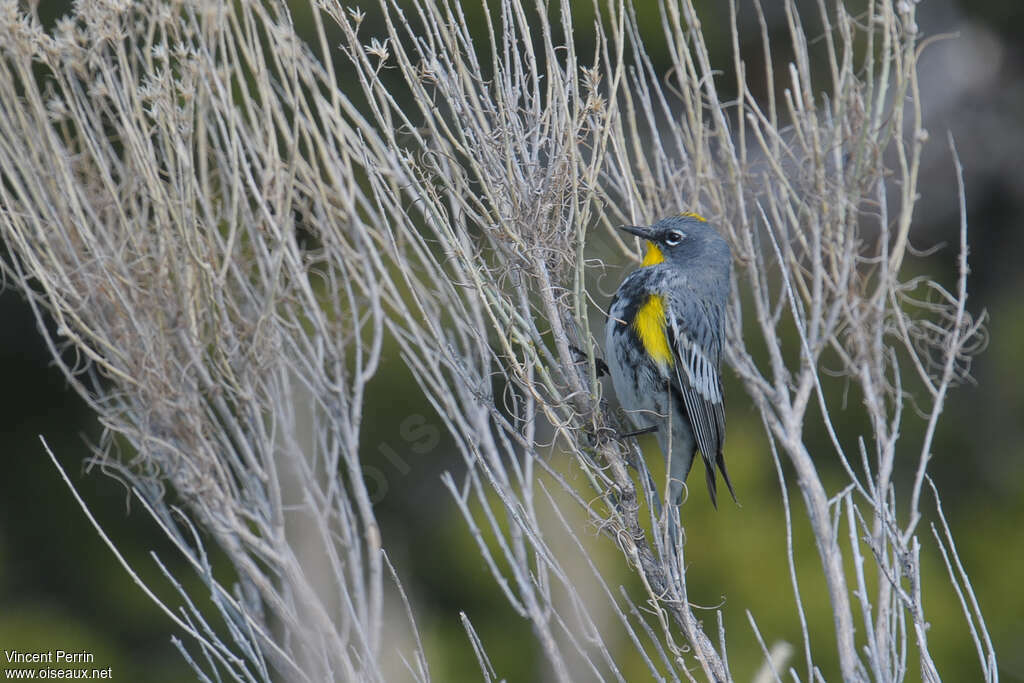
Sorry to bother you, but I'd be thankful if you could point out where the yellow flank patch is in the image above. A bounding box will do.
[633,294,674,368]
[679,211,707,222]
[641,241,664,266]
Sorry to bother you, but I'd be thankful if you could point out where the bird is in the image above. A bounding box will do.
[604,212,736,508]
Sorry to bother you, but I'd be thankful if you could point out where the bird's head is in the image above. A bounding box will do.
[618,212,731,269]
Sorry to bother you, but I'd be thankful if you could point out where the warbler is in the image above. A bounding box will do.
[604,213,736,508]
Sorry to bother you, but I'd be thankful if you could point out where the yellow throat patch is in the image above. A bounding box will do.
[641,241,664,266]
[633,294,674,368]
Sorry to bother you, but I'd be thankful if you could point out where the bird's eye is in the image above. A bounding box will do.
[664,230,684,246]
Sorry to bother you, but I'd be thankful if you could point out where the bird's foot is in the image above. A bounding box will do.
[620,424,658,438]
[568,344,610,378]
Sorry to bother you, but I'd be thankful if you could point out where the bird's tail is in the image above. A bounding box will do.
[702,450,737,509]
[717,450,737,504]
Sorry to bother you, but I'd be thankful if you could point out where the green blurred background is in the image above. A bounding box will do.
[2,0,1021,680]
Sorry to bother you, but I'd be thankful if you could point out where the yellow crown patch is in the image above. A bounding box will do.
[678,211,707,222]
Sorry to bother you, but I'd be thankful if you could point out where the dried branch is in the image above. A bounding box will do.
[0,0,995,680]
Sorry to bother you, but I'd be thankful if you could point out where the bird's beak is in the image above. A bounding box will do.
[617,224,656,240]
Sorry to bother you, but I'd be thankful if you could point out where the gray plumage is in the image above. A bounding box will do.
[604,214,736,507]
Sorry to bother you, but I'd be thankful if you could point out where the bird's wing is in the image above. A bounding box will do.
[665,300,734,505]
